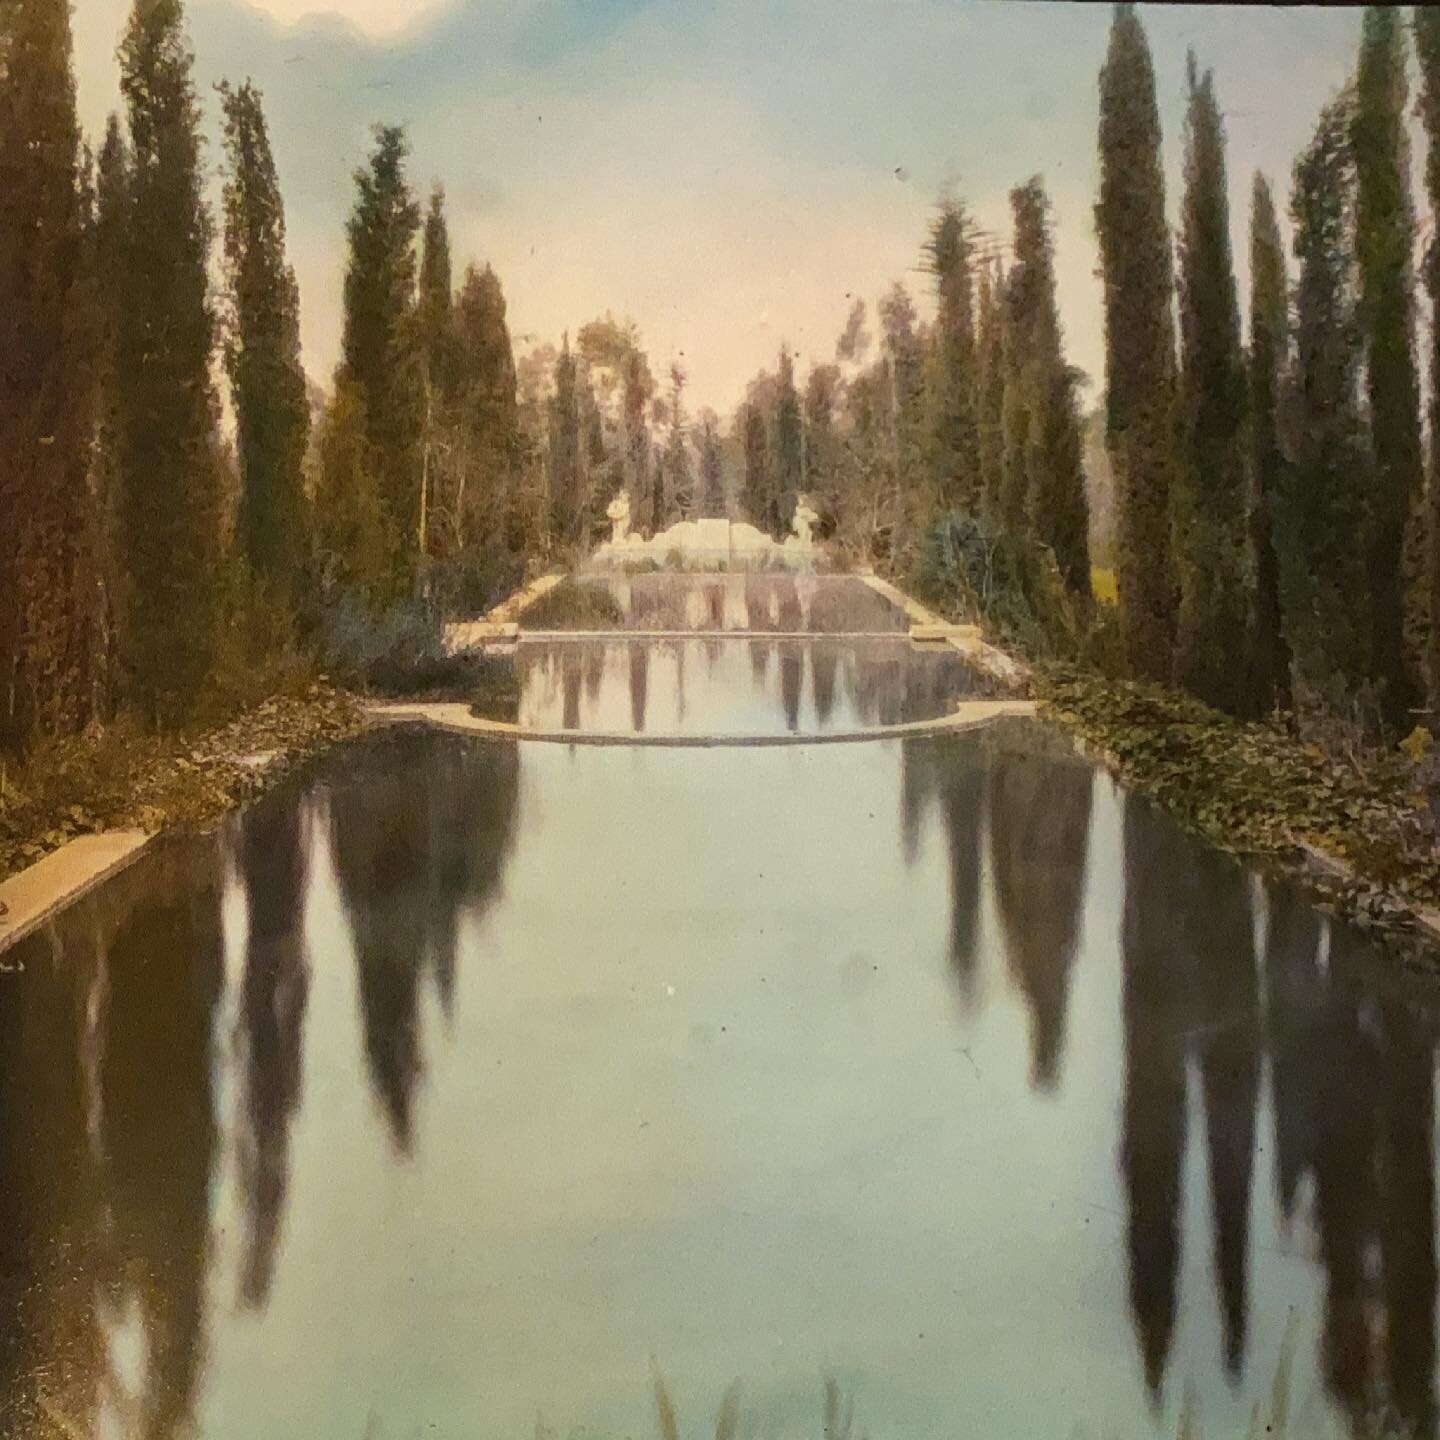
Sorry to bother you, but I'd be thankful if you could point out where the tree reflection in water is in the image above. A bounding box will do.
[987,750,1092,1090]
[236,795,309,1310]
[328,734,520,1155]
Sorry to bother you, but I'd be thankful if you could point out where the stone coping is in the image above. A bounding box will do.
[0,830,153,957]
[365,699,1038,748]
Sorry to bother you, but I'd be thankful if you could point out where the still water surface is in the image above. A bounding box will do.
[514,637,992,735]
[1,726,1437,1440]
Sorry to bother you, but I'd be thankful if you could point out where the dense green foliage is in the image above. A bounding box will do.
[116,0,224,724]
[0,0,94,749]
[1173,57,1252,713]
[1280,97,1374,722]
[1419,8,1440,715]
[1095,3,1177,679]
[548,337,584,545]
[219,79,309,600]
[915,512,1085,662]
[338,125,424,596]
[1353,6,1425,723]
[1003,178,1090,600]
[772,348,803,539]
[1246,173,1290,713]
[927,201,980,511]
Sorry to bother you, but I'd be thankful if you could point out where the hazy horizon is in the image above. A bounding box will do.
[73,0,1374,414]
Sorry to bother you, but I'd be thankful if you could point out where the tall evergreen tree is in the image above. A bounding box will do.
[0,0,96,751]
[928,199,980,511]
[697,416,725,518]
[1096,2,1178,679]
[312,380,390,597]
[1416,6,1440,712]
[418,185,456,401]
[1005,178,1091,599]
[1173,56,1253,712]
[879,282,927,558]
[804,362,843,528]
[1247,172,1291,712]
[1279,98,1372,717]
[453,262,519,550]
[339,125,423,592]
[218,79,309,598]
[548,335,583,544]
[88,114,130,715]
[659,363,692,525]
[741,403,770,530]
[773,346,803,538]
[975,261,1007,525]
[622,347,653,531]
[416,185,459,556]
[116,0,223,723]
[1353,6,1425,722]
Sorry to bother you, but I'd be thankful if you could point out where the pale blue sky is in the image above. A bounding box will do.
[73,0,1374,411]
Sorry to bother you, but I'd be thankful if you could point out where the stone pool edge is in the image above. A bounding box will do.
[364,699,1039,748]
[0,830,155,957]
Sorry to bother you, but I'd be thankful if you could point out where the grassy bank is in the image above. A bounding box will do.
[1037,663,1440,963]
[0,684,369,883]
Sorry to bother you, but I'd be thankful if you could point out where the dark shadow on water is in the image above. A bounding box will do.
[987,751,1092,1091]
[236,795,310,1310]
[328,734,520,1156]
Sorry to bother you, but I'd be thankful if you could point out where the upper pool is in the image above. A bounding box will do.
[532,572,914,633]
[1,724,1434,1440]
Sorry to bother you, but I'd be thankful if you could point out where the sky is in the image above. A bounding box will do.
[71,0,1373,414]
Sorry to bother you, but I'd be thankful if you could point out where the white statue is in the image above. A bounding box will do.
[791,493,819,549]
[607,490,632,546]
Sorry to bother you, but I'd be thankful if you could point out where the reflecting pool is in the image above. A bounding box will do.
[545,572,912,633]
[1,726,1436,1440]
[515,637,994,736]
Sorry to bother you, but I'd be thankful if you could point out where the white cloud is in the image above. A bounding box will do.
[232,0,463,40]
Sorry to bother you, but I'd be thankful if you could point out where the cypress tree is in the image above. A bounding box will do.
[418,185,456,399]
[1417,6,1440,712]
[742,404,770,530]
[339,126,424,592]
[878,283,927,558]
[773,346,803,538]
[1353,6,1425,722]
[698,416,725,518]
[928,199,980,511]
[1247,173,1291,712]
[1279,97,1372,717]
[218,79,309,598]
[453,263,519,550]
[976,261,1007,525]
[1008,177,1091,599]
[312,380,390,597]
[622,348,653,530]
[998,245,1032,536]
[0,0,96,750]
[116,0,223,723]
[1173,56,1253,712]
[1096,2,1178,679]
[85,116,130,718]
[548,335,583,544]
[804,362,843,527]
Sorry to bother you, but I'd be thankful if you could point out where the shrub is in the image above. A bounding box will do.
[913,510,1086,661]
[520,579,626,629]
[427,546,526,617]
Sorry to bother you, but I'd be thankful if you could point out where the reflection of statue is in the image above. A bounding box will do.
[606,490,631,545]
[791,493,819,548]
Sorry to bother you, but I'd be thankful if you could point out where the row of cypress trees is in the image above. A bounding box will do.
[1097,4,1440,732]
[0,0,525,758]
[732,179,1090,610]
